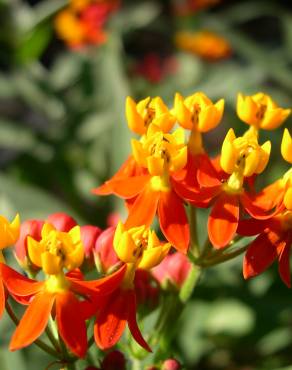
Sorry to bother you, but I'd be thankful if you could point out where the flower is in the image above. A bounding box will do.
[55,0,118,48]
[175,30,231,61]
[94,122,190,253]
[93,223,170,352]
[281,128,292,164]
[2,221,126,357]
[239,210,292,287]
[126,96,175,135]
[237,92,291,130]
[177,127,274,248]
[0,214,20,317]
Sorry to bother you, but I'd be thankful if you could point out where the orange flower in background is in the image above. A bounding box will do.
[175,30,232,61]
[173,0,220,16]
[55,0,119,48]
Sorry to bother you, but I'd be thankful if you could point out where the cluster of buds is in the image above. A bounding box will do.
[54,0,119,48]
[0,89,291,369]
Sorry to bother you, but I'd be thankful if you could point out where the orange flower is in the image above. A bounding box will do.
[176,128,275,248]
[1,221,126,357]
[175,30,231,61]
[239,210,292,287]
[94,124,190,252]
[94,222,169,351]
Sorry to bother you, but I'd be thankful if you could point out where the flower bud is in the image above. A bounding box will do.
[162,359,181,370]
[152,252,191,289]
[15,219,44,271]
[94,227,119,273]
[80,225,102,260]
[47,212,77,232]
[101,350,126,370]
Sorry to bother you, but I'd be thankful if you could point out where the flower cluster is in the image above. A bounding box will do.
[0,90,291,368]
[55,0,119,48]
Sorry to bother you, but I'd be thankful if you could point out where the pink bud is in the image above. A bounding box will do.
[94,227,119,273]
[106,212,120,227]
[80,225,102,259]
[101,350,126,370]
[15,219,44,267]
[162,359,181,370]
[47,212,77,232]
[152,252,191,288]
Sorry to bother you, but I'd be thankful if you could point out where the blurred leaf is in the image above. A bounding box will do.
[16,21,52,64]
[0,119,35,150]
[258,328,292,356]
[0,173,80,221]
[205,299,255,337]
[111,2,160,33]
[77,112,114,142]
[50,53,83,90]
[0,349,27,370]
[179,301,213,363]
[33,0,67,24]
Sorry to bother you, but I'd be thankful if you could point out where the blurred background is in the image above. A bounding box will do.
[1,0,292,369]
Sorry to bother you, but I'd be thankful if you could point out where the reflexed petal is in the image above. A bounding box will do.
[56,291,87,358]
[104,175,150,199]
[237,218,270,236]
[71,264,126,296]
[94,290,128,350]
[10,292,55,350]
[125,185,159,229]
[158,190,189,253]
[208,193,239,248]
[0,280,5,318]
[127,290,152,352]
[197,154,222,187]
[278,241,291,287]
[243,230,278,279]
[0,263,43,297]
[241,192,283,219]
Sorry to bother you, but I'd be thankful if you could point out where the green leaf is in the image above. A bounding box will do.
[0,173,81,221]
[15,21,52,64]
[0,119,35,150]
[205,299,255,337]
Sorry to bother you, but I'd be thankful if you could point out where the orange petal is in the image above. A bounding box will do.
[0,280,5,318]
[208,193,239,248]
[56,291,87,358]
[157,190,190,253]
[71,264,126,296]
[0,263,43,297]
[10,291,55,351]
[278,241,291,287]
[241,192,283,220]
[237,218,270,236]
[125,185,159,229]
[197,153,222,187]
[248,180,284,211]
[127,290,152,352]
[243,230,278,280]
[94,290,128,350]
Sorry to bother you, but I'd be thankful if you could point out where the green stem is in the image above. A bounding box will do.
[5,301,63,360]
[200,244,249,267]
[45,325,61,353]
[189,206,200,257]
